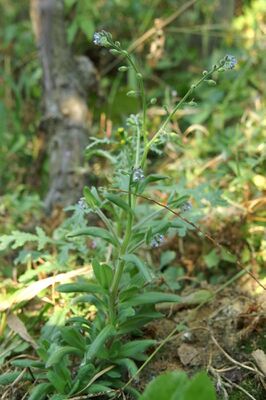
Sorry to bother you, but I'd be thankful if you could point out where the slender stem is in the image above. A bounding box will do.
[125,55,147,146]
[134,120,141,168]
[109,181,134,324]
[140,67,218,167]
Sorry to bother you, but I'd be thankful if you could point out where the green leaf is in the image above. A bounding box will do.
[160,251,176,268]
[125,291,181,307]
[83,186,99,208]
[28,383,53,400]
[79,17,95,39]
[183,372,216,400]
[140,371,188,400]
[115,358,138,378]
[60,326,86,351]
[11,359,45,368]
[168,195,190,209]
[144,227,153,245]
[67,227,118,246]
[57,282,103,294]
[46,346,83,368]
[0,372,33,385]
[105,193,134,216]
[86,325,116,360]
[0,231,37,251]
[92,259,113,289]
[221,248,237,263]
[123,254,153,282]
[118,312,162,334]
[76,363,95,381]
[118,340,156,360]
[47,370,66,394]
[41,307,67,341]
[204,249,220,268]
[138,174,168,193]
[49,395,67,400]
[35,227,50,250]
[86,149,116,163]
[88,383,112,394]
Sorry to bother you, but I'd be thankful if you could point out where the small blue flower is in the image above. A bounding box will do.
[92,31,111,47]
[180,201,192,212]
[78,197,88,211]
[151,234,164,248]
[223,55,237,70]
[93,32,102,46]
[132,167,145,183]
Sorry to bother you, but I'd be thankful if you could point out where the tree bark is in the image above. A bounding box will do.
[30,0,96,211]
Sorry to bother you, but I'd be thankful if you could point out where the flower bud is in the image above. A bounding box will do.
[127,90,138,97]
[206,79,216,86]
[109,49,120,55]
[118,66,129,72]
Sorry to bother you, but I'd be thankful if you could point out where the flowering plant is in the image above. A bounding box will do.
[2,31,236,399]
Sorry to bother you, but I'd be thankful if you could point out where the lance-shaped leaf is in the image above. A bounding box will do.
[57,282,103,294]
[28,383,53,400]
[67,227,118,246]
[124,291,181,307]
[86,325,115,360]
[105,193,134,216]
[83,186,100,208]
[92,259,113,289]
[118,339,156,360]
[115,358,138,378]
[60,326,86,351]
[138,174,168,193]
[168,195,190,208]
[46,346,83,368]
[122,254,153,282]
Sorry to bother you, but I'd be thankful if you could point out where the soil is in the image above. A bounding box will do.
[135,287,266,399]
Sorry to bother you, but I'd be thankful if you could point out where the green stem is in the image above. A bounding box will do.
[140,67,218,167]
[109,182,133,324]
[125,55,147,146]
[134,120,141,168]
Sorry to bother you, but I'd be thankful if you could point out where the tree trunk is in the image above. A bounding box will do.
[30,0,95,211]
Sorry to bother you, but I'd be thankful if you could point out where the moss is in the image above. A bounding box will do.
[228,378,265,400]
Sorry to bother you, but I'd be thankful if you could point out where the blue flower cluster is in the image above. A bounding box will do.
[180,201,192,212]
[151,234,164,248]
[78,197,88,211]
[223,55,237,70]
[132,167,145,183]
[93,31,111,47]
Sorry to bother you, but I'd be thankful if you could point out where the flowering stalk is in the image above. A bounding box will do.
[92,31,237,323]
[140,55,237,167]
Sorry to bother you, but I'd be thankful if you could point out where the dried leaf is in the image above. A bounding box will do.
[7,313,37,349]
[251,349,266,376]
[0,266,92,311]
